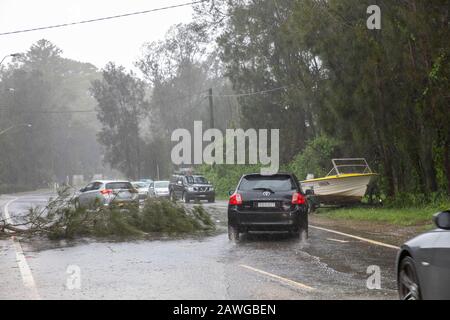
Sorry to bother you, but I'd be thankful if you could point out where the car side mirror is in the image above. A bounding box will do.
[305,189,314,196]
[433,211,450,230]
[228,190,234,196]
[79,188,86,193]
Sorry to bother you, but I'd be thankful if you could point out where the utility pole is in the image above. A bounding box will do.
[208,88,216,165]
[208,88,214,129]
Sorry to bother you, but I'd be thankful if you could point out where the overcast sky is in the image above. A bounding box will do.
[0,0,194,72]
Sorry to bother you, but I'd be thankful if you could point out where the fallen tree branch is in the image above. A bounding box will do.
[1,188,216,240]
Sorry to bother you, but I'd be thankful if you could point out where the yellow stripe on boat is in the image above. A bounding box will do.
[301,173,378,183]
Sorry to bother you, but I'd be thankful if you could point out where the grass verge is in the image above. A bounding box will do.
[319,205,448,227]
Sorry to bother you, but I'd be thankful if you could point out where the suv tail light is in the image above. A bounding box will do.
[292,192,306,205]
[101,189,113,195]
[229,193,243,205]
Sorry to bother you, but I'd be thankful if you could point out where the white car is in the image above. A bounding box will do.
[149,181,170,198]
[132,181,151,200]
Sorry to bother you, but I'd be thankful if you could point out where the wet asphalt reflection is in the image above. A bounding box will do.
[0,193,398,299]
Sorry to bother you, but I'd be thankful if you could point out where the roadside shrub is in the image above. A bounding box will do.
[199,163,263,199]
[197,135,342,199]
[288,135,342,181]
[384,192,450,209]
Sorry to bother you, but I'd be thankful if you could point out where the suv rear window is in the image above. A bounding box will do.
[238,175,296,192]
[106,182,133,190]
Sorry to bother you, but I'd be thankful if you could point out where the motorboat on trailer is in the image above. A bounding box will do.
[300,158,378,205]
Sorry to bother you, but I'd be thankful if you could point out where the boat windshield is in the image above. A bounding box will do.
[327,158,373,176]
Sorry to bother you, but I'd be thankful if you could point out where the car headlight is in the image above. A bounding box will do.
[187,187,194,192]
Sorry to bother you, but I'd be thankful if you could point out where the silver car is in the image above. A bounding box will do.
[397,210,450,300]
[74,180,139,209]
[149,180,170,198]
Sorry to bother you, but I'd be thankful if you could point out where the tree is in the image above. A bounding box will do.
[136,22,240,178]
[90,63,150,179]
[195,0,320,163]
[0,39,103,189]
[195,0,450,197]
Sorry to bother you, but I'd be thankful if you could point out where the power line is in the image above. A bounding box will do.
[26,110,96,114]
[0,107,96,114]
[209,85,289,98]
[0,1,207,37]
[0,85,290,114]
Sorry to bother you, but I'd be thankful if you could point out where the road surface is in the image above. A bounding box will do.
[0,191,399,299]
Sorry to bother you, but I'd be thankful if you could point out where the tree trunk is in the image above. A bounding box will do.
[444,138,450,195]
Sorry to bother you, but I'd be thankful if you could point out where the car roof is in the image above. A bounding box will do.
[90,180,131,184]
[242,173,295,177]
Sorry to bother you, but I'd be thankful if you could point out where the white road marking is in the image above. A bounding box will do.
[3,197,41,300]
[310,225,400,250]
[240,264,315,291]
[326,238,349,244]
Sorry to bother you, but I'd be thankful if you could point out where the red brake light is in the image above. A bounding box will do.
[101,189,113,195]
[292,192,306,205]
[229,193,243,205]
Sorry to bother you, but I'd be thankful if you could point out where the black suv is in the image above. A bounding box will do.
[228,173,308,241]
[169,174,215,203]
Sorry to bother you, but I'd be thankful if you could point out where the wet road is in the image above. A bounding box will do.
[0,191,399,300]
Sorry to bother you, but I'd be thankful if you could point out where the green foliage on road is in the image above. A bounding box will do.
[129,199,215,234]
[8,191,216,240]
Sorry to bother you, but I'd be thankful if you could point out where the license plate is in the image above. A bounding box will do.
[257,202,276,208]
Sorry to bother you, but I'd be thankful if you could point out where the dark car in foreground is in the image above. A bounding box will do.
[227,173,308,242]
[397,210,450,300]
[169,174,215,203]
